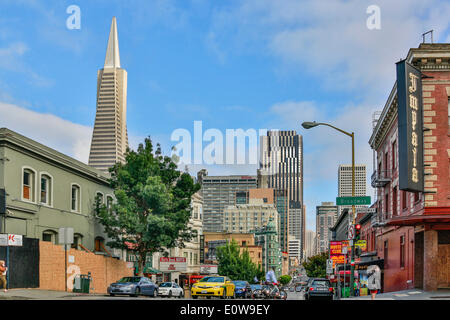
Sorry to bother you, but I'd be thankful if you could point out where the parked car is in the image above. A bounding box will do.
[107,276,158,297]
[304,278,334,301]
[232,280,252,299]
[191,276,235,299]
[250,284,263,298]
[289,286,295,292]
[157,282,184,298]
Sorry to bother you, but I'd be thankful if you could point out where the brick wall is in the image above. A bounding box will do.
[39,241,134,293]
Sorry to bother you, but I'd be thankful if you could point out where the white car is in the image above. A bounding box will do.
[157,282,184,298]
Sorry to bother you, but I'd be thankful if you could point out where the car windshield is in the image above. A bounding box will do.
[233,281,247,286]
[159,283,172,287]
[250,285,262,289]
[313,280,330,287]
[117,277,141,283]
[200,277,225,283]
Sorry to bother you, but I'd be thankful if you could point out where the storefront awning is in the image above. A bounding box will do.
[386,214,450,226]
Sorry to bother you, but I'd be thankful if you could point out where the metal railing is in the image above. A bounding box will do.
[371,170,392,188]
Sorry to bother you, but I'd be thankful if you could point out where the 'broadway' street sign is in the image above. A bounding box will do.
[336,196,371,206]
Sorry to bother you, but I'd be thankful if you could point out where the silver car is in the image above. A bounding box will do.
[107,276,158,297]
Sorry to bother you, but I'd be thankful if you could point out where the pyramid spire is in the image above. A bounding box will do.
[104,17,121,68]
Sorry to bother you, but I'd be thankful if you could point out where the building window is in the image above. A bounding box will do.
[72,234,83,250]
[22,168,36,202]
[392,187,397,216]
[94,237,105,252]
[71,184,81,212]
[95,192,104,208]
[106,195,114,210]
[414,192,420,203]
[42,231,56,243]
[384,240,389,268]
[402,191,408,211]
[392,141,397,170]
[40,174,52,206]
[400,235,405,268]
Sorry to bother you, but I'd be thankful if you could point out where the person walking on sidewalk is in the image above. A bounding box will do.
[353,279,360,297]
[0,260,7,293]
[367,265,381,300]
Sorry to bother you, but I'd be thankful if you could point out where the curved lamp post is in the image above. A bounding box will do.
[301,121,356,297]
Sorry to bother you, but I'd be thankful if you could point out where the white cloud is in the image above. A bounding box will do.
[0,102,93,162]
[210,0,450,94]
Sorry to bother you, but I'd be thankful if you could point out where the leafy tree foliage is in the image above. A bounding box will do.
[279,275,292,286]
[216,239,264,282]
[96,137,200,275]
[302,251,328,278]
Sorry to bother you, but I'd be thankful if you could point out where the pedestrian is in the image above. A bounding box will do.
[0,260,7,293]
[367,265,381,300]
[354,279,360,297]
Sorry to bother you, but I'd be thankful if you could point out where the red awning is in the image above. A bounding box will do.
[385,214,450,226]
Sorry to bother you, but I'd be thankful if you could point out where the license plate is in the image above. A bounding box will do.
[201,291,208,294]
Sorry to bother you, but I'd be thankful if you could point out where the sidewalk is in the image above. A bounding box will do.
[0,288,103,300]
[343,289,450,300]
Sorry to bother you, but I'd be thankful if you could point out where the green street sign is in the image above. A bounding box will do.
[336,196,371,206]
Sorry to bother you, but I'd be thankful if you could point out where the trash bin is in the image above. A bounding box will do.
[341,287,350,298]
[73,274,91,293]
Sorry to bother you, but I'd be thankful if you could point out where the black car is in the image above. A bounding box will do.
[304,278,333,301]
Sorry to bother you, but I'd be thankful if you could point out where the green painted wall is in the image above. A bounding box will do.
[0,137,114,252]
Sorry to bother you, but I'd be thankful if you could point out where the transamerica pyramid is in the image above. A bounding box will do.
[88,17,129,172]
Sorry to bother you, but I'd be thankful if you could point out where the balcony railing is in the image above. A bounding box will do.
[370,213,387,228]
[371,170,392,188]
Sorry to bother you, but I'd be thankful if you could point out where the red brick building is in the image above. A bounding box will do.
[369,43,450,292]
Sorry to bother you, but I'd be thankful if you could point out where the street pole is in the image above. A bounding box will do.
[350,132,355,297]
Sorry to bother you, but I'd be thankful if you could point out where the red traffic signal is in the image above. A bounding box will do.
[355,224,361,230]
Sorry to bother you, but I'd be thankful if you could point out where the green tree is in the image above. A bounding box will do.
[302,251,328,278]
[216,240,264,282]
[279,275,292,286]
[96,137,200,275]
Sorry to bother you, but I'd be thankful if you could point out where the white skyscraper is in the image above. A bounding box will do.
[338,164,367,216]
[89,17,129,172]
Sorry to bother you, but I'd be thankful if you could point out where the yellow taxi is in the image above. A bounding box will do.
[191,276,235,299]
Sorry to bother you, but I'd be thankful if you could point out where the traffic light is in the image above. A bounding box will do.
[355,224,361,241]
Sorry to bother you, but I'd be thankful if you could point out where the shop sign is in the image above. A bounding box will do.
[200,264,218,274]
[396,60,424,192]
[355,240,367,251]
[159,257,187,272]
[330,254,345,268]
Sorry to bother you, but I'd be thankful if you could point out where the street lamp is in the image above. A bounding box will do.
[301,121,357,297]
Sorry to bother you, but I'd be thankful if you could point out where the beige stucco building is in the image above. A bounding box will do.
[223,198,279,234]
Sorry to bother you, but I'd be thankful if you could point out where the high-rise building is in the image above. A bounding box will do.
[305,230,317,258]
[337,164,367,216]
[288,237,301,264]
[233,188,289,253]
[89,17,129,172]
[315,202,338,254]
[259,130,304,259]
[223,198,278,234]
[199,172,257,232]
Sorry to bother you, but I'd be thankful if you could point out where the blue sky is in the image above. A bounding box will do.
[1,0,449,231]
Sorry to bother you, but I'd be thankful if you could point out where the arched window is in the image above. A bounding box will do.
[71,184,81,213]
[22,167,36,202]
[42,230,57,244]
[72,233,83,249]
[95,192,104,211]
[40,173,53,206]
[95,236,105,252]
[106,195,114,210]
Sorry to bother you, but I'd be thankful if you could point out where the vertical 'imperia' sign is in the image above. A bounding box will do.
[396,60,424,192]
